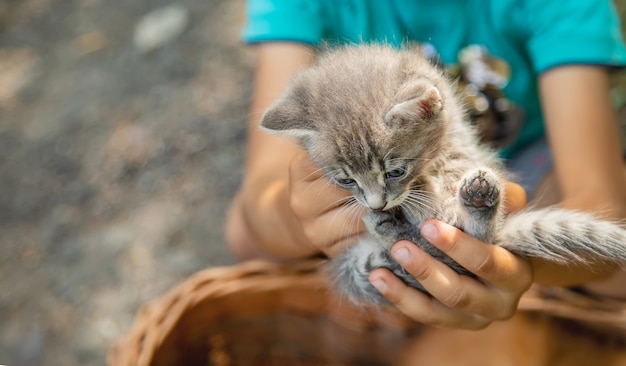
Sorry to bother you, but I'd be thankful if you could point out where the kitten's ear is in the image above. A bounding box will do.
[384,86,443,128]
[260,98,318,140]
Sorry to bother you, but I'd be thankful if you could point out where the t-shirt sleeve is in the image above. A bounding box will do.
[525,0,626,73]
[242,0,326,45]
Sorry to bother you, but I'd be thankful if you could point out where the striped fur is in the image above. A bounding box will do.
[261,44,626,306]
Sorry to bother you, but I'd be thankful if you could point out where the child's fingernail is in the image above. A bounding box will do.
[370,279,388,294]
[421,222,439,241]
[392,247,410,265]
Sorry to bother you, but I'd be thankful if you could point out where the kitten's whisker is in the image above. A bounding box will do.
[300,174,342,206]
[324,200,354,251]
[321,195,356,213]
[393,188,440,219]
[291,164,342,185]
[402,193,440,217]
[404,195,437,212]
[383,147,397,163]
[404,194,439,209]
[388,157,431,162]
[407,189,439,204]
[399,203,421,222]
[297,166,330,183]
[346,201,366,244]
[295,174,330,198]
[407,189,437,198]
[401,200,431,219]
[330,198,363,250]
[248,110,264,121]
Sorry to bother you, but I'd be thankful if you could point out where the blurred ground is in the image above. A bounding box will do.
[0,0,252,365]
[1,1,626,366]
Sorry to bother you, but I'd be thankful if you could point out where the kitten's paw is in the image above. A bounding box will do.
[459,169,501,210]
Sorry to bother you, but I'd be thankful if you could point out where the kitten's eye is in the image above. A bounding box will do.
[335,178,357,187]
[386,167,406,180]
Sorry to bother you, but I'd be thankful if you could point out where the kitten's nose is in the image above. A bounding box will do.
[367,198,387,211]
[365,191,387,211]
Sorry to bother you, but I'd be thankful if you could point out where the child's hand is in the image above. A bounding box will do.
[368,182,532,329]
[288,151,368,257]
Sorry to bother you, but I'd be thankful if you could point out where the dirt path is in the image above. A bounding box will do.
[0,1,251,364]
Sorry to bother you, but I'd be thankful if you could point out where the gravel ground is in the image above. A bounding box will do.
[1,1,626,365]
[0,1,252,364]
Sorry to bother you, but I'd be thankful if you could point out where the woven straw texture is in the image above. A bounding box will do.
[109,260,626,366]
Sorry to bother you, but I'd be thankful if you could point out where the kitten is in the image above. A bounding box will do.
[260,44,626,305]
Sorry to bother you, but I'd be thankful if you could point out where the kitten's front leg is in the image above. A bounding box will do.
[456,168,504,243]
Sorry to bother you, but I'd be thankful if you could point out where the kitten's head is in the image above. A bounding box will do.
[261,45,460,211]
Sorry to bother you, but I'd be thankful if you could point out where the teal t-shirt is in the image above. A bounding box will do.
[243,0,626,157]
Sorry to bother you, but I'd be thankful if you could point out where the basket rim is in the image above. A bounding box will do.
[108,260,626,366]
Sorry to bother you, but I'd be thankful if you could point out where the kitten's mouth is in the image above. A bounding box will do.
[375,206,408,229]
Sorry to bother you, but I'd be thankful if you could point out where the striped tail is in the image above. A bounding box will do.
[497,208,626,265]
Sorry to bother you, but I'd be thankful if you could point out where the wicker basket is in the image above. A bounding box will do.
[109,260,626,366]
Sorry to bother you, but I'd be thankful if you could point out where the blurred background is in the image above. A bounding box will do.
[0,0,250,364]
[0,1,626,365]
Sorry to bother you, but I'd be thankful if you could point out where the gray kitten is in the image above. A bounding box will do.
[260,44,626,305]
